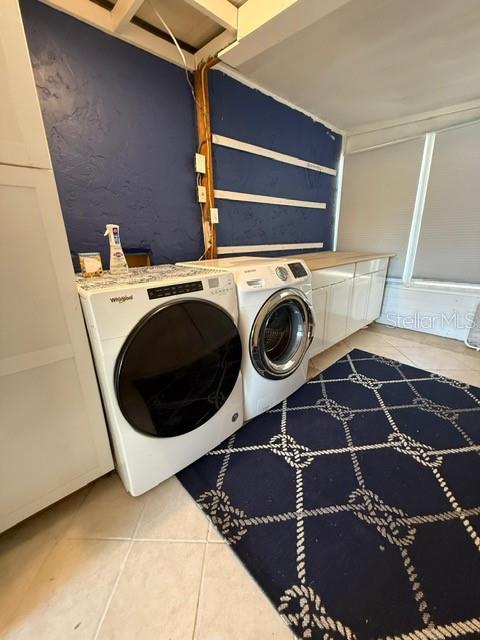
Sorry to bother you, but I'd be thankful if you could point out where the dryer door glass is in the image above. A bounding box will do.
[250,289,314,379]
[115,300,242,438]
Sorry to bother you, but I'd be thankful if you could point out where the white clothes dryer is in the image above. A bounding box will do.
[178,258,315,420]
[78,265,243,495]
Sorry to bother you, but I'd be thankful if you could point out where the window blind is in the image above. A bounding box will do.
[413,122,480,285]
[338,138,424,278]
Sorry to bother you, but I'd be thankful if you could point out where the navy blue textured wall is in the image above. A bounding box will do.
[209,71,342,254]
[20,0,203,269]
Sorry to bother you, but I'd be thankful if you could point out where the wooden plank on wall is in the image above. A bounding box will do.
[218,242,324,254]
[212,133,337,175]
[214,190,327,209]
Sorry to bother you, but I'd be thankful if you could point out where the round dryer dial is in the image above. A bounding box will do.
[275,266,289,281]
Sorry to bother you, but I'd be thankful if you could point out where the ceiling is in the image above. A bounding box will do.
[232,0,480,131]
[134,0,223,50]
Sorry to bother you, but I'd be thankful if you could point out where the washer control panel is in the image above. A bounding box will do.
[275,266,289,281]
[288,262,308,278]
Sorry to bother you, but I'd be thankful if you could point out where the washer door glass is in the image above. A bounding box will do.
[250,289,314,379]
[115,300,242,438]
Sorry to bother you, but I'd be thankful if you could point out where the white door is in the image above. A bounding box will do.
[348,274,372,334]
[0,0,51,168]
[324,278,353,347]
[366,269,387,323]
[0,165,113,533]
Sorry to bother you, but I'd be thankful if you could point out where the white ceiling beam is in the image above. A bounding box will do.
[345,99,480,154]
[183,0,237,31]
[220,0,351,67]
[111,0,144,33]
[39,0,113,31]
[194,29,236,66]
[39,0,195,70]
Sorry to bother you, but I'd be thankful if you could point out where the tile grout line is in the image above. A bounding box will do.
[65,535,210,543]
[0,485,94,634]
[191,538,209,640]
[93,498,148,640]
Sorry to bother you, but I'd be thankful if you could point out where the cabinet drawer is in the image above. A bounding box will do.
[312,263,355,289]
[355,257,389,276]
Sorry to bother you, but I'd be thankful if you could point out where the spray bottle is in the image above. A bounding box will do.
[104,224,128,273]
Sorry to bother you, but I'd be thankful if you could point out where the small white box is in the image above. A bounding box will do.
[195,153,206,174]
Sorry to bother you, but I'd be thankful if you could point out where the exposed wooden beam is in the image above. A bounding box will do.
[111,0,144,33]
[194,59,219,259]
[184,0,237,31]
[39,0,195,69]
[220,0,351,67]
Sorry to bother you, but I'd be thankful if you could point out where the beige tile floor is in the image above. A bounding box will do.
[1,325,479,639]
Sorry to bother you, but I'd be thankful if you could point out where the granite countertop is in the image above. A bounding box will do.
[284,251,394,271]
[76,264,225,292]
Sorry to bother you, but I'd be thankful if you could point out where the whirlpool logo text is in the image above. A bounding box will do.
[110,295,133,304]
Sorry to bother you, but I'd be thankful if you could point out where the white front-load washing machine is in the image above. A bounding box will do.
[178,257,315,420]
[78,265,243,495]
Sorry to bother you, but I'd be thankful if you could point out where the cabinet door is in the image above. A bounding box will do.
[366,269,387,322]
[0,165,113,532]
[324,278,353,347]
[0,0,51,168]
[309,286,328,356]
[348,274,372,334]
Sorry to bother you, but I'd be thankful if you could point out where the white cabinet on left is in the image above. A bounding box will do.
[0,0,52,168]
[0,0,113,533]
[0,165,113,532]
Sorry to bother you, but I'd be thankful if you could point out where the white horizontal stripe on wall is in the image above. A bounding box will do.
[212,133,337,176]
[217,242,324,255]
[214,190,327,209]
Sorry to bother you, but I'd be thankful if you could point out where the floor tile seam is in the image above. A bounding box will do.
[0,486,92,635]
[93,497,148,640]
[191,539,209,640]
[65,535,210,543]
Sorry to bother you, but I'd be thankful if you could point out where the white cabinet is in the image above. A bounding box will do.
[0,0,51,168]
[347,273,372,334]
[324,278,354,347]
[0,164,113,532]
[310,259,389,357]
[366,268,387,322]
[0,1,113,533]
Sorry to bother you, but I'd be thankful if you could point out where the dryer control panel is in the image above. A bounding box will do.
[147,281,203,299]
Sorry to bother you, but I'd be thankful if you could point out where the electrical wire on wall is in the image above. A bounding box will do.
[145,0,205,149]
[146,0,216,259]
[146,0,196,102]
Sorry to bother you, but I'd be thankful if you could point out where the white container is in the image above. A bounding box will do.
[104,224,128,273]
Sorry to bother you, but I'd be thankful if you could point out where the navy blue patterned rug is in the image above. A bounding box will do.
[178,349,480,640]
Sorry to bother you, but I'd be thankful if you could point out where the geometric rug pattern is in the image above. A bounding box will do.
[178,349,480,639]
